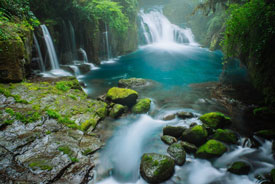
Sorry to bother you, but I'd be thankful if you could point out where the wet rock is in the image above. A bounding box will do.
[211,129,238,144]
[228,161,251,175]
[190,122,198,128]
[110,104,127,118]
[182,125,208,146]
[106,87,138,107]
[199,112,231,129]
[177,111,194,119]
[161,135,177,145]
[271,169,275,183]
[255,129,275,140]
[132,98,151,114]
[163,126,186,139]
[180,141,198,153]
[118,78,148,88]
[140,153,175,183]
[196,139,227,159]
[167,142,186,166]
[162,114,176,121]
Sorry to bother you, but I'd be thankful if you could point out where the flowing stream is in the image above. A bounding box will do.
[78,8,274,184]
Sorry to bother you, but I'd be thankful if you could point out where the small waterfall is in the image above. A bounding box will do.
[139,9,197,45]
[68,21,77,60]
[104,23,112,60]
[33,33,45,72]
[69,65,80,76]
[79,48,88,63]
[41,25,59,70]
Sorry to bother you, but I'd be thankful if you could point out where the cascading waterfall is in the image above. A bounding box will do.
[79,48,89,63]
[139,9,197,45]
[33,33,45,72]
[41,25,60,70]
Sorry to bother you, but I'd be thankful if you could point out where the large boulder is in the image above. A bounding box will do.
[161,135,177,145]
[167,142,186,166]
[196,139,227,159]
[109,104,127,118]
[182,125,208,146]
[118,78,148,88]
[199,112,231,129]
[212,129,238,144]
[228,161,251,175]
[140,153,175,183]
[106,87,138,107]
[163,126,186,139]
[131,98,151,114]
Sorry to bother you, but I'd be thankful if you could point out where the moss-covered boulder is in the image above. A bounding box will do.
[180,141,198,153]
[196,139,227,159]
[228,161,251,175]
[199,112,231,129]
[118,78,148,88]
[182,125,208,146]
[177,111,194,119]
[140,153,175,183]
[163,126,186,138]
[131,98,151,114]
[167,142,186,166]
[255,129,275,140]
[212,129,238,144]
[109,104,127,118]
[106,87,138,107]
[161,135,177,145]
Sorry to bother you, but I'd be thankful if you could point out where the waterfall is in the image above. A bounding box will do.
[104,23,112,60]
[68,21,77,60]
[79,48,88,63]
[139,9,197,45]
[41,25,60,70]
[33,33,45,72]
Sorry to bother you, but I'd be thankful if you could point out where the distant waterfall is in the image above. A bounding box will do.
[41,25,60,70]
[104,23,112,60]
[33,33,45,72]
[139,9,197,45]
[68,21,77,60]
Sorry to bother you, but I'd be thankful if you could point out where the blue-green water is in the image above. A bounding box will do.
[81,43,223,97]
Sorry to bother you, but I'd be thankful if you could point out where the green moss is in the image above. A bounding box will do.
[69,157,79,163]
[80,119,97,131]
[58,145,73,155]
[199,112,231,129]
[47,109,61,119]
[106,87,138,100]
[29,160,53,171]
[196,139,227,159]
[82,148,92,156]
[182,125,208,146]
[228,161,250,175]
[131,98,151,114]
[45,130,51,135]
[255,129,275,139]
[110,104,126,118]
[0,86,29,104]
[212,129,238,144]
[5,108,15,116]
[55,79,81,92]
[68,94,77,100]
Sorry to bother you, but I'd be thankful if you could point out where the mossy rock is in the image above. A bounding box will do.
[212,129,238,144]
[162,114,176,121]
[106,87,138,107]
[110,104,127,118]
[118,78,148,88]
[228,161,251,175]
[28,160,53,171]
[255,129,275,140]
[163,126,186,138]
[161,135,177,145]
[196,139,227,159]
[167,142,186,166]
[182,125,208,146]
[199,112,231,129]
[177,111,194,119]
[180,141,198,153]
[140,153,175,183]
[132,98,151,114]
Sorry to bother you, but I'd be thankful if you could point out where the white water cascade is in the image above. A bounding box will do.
[41,25,60,70]
[139,9,197,45]
[104,23,112,60]
[69,21,77,60]
[33,33,45,72]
